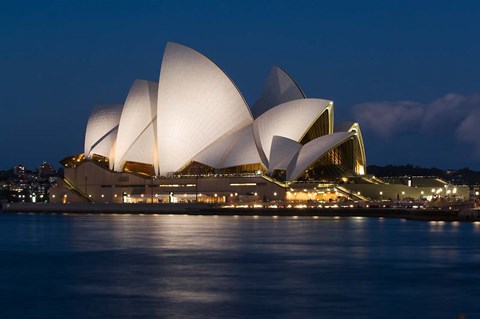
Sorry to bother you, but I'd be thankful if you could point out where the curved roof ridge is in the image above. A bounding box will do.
[253,98,333,167]
[275,66,306,98]
[268,135,302,172]
[84,104,123,161]
[166,42,253,119]
[251,65,306,118]
[114,80,158,173]
[287,132,354,181]
[157,42,253,175]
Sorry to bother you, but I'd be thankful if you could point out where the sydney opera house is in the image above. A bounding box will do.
[50,42,367,204]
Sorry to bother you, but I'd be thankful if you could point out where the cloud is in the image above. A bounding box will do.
[351,100,423,138]
[456,109,480,157]
[352,93,480,158]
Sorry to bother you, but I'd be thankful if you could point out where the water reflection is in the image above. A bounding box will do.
[0,213,479,318]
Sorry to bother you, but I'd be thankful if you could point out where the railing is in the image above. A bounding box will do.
[62,178,95,203]
[335,185,369,201]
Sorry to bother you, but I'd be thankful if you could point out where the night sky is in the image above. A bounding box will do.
[1,0,479,171]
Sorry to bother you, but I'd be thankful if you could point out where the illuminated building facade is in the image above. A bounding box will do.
[50,42,367,204]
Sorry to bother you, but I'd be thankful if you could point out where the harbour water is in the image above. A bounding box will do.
[0,212,479,318]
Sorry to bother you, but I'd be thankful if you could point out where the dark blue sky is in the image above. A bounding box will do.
[1,0,479,170]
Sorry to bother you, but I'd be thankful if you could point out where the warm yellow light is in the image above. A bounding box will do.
[357,165,365,175]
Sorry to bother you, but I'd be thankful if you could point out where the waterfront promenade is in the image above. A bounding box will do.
[2,202,479,222]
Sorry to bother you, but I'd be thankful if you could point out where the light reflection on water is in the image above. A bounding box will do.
[0,213,479,318]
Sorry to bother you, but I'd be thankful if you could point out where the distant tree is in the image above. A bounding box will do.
[367,164,480,185]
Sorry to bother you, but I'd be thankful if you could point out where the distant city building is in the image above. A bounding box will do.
[13,164,25,177]
[0,162,57,203]
[52,42,369,204]
[38,161,56,177]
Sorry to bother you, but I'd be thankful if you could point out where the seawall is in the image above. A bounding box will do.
[2,202,480,221]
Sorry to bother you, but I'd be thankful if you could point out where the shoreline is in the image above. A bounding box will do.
[2,202,479,222]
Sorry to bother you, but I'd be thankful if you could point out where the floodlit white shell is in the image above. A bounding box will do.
[268,136,302,172]
[222,124,262,168]
[252,98,332,167]
[287,132,354,181]
[193,124,262,169]
[80,42,367,181]
[84,104,123,168]
[114,80,158,173]
[156,42,253,175]
[252,66,305,118]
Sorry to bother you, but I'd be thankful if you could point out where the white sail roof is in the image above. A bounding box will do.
[156,42,253,175]
[193,124,262,169]
[252,66,305,118]
[114,80,158,173]
[287,132,354,181]
[252,98,332,167]
[268,136,302,172]
[222,124,263,168]
[80,42,367,181]
[84,104,123,163]
[192,126,245,169]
